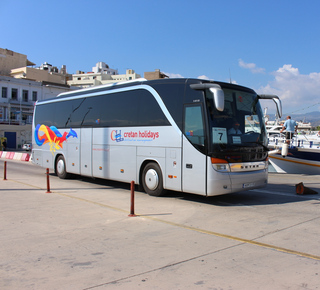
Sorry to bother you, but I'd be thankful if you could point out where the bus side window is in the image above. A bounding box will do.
[184,105,205,151]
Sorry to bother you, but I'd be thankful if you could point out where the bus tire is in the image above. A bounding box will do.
[56,155,69,179]
[142,162,165,196]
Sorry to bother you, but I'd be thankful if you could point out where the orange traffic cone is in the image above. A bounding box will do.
[295,182,318,195]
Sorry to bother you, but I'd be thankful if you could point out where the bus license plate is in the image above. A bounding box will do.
[243,182,255,188]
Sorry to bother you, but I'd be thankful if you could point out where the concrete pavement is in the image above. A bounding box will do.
[1,160,320,289]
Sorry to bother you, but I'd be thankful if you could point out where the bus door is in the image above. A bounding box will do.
[182,105,206,195]
[80,128,93,176]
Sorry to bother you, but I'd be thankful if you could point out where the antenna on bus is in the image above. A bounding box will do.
[229,68,232,83]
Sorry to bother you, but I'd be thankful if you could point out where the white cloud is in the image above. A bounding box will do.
[239,59,265,74]
[258,64,320,114]
[162,72,184,78]
[162,73,212,80]
[197,75,211,80]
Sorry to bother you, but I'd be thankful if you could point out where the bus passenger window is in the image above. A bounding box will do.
[184,106,205,148]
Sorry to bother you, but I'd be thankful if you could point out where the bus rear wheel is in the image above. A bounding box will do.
[56,155,69,179]
[142,163,165,197]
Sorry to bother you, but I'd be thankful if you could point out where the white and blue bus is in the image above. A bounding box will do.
[32,78,281,196]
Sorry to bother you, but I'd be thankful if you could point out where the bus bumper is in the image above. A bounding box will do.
[206,167,268,196]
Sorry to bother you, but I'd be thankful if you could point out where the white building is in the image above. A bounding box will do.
[0,75,77,150]
[10,62,70,85]
[67,62,141,88]
[91,62,118,75]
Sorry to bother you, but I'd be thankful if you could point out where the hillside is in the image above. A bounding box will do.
[290,111,320,128]
[267,111,320,128]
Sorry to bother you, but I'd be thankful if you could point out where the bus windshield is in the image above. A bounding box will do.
[206,88,267,162]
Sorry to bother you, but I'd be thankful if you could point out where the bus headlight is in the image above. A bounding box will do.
[211,158,230,172]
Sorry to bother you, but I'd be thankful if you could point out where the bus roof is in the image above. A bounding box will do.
[36,78,256,105]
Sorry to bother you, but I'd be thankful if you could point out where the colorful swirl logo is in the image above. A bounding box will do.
[34,124,78,154]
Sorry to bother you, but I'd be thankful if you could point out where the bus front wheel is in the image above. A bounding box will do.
[142,163,165,197]
[56,155,69,179]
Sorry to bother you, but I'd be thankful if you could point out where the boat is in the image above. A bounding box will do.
[264,107,320,174]
[268,134,320,175]
[264,107,317,137]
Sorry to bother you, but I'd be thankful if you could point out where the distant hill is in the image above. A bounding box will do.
[267,111,320,128]
[291,111,320,127]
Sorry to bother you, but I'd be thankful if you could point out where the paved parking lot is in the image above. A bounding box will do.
[1,159,320,289]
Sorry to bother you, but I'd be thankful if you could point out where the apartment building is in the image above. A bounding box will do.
[0,75,77,149]
[67,62,141,88]
[1,48,168,150]
[144,69,168,80]
[0,48,35,76]
[0,48,76,150]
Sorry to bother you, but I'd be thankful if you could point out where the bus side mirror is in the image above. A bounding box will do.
[209,87,224,112]
[259,94,282,118]
[273,98,282,118]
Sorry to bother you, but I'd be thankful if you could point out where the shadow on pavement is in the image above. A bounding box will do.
[50,173,319,207]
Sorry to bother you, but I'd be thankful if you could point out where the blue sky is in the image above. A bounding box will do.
[1,0,320,116]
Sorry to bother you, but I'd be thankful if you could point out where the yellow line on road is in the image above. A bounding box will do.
[54,191,320,262]
[146,216,320,261]
[5,178,320,261]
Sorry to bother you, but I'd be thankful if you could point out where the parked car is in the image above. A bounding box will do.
[22,143,32,151]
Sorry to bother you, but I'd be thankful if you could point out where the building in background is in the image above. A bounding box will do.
[144,69,168,80]
[0,48,77,150]
[67,62,141,88]
[10,62,70,85]
[0,48,35,76]
[68,65,168,88]
[91,61,118,75]
[1,48,170,150]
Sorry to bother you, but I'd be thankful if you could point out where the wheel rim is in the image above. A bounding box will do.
[57,159,65,175]
[145,169,159,191]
